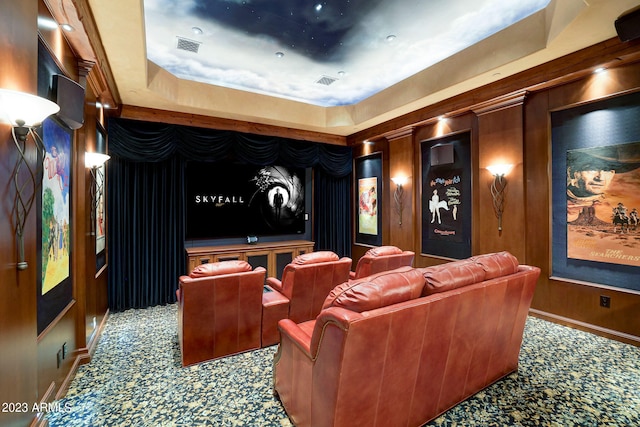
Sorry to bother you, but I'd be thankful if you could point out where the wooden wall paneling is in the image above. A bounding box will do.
[387,129,415,251]
[36,303,77,402]
[525,62,640,345]
[0,1,42,426]
[474,95,526,260]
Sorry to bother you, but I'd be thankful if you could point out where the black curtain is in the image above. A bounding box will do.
[107,118,352,311]
[313,169,352,257]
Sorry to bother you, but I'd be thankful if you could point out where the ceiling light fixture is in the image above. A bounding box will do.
[594,67,607,74]
[61,24,74,32]
[191,27,203,35]
[386,34,396,42]
[315,4,323,12]
[275,51,284,58]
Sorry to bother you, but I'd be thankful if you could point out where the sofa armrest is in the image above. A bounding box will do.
[266,277,284,293]
[262,285,289,305]
[278,319,313,359]
[349,271,356,279]
[261,286,291,347]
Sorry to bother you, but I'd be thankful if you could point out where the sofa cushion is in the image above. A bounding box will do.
[293,251,339,265]
[470,251,519,280]
[422,260,486,295]
[322,267,424,312]
[366,245,403,257]
[189,260,253,278]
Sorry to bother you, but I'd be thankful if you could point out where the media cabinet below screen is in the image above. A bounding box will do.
[186,240,315,280]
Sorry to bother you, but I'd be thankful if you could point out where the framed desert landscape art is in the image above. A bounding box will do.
[551,91,640,293]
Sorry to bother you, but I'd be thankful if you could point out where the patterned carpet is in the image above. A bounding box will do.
[46,304,640,427]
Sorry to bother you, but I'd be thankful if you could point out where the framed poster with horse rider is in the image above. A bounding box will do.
[551,90,640,293]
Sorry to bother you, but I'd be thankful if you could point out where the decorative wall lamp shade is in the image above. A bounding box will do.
[0,88,60,129]
[391,176,409,226]
[85,152,111,168]
[487,164,513,232]
[0,88,60,270]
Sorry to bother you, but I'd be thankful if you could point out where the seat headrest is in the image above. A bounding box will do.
[322,267,423,313]
[469,251,519,279]
[189,260,253,278]
[422,260,486,296]
[293,251,339,265]
[422,251,520,295]
[366,246,403,257]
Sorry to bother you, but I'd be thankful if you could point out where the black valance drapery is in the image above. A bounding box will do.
[108,118,352,175]
[106,118,352,311]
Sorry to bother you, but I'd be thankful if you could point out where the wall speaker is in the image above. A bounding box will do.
[51,74,85,130]
[430,143,454,166]
[615,7,640,42]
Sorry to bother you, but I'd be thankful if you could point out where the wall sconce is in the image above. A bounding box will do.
[486,164,513,232]
[85,152,111,234]
[0,88,60,270]
[391,176,408,226]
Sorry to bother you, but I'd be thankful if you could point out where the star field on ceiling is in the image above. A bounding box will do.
[193,0,386,61]
[144,0,550,107]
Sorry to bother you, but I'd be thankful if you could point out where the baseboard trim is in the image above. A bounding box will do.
[29,382,55,427]
[529,309,640,346]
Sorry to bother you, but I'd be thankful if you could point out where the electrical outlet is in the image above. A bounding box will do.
[599,295,611,308]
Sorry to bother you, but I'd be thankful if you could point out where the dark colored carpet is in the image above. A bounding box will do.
[46,304,640,426]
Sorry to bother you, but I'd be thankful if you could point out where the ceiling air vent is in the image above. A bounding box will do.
[316,75,338,86]
[176,37,201,53]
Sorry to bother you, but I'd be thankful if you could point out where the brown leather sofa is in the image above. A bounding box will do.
[349,245,415,280]
[261,251,352,347]
[177,260,266,367]
[274,251,540,427]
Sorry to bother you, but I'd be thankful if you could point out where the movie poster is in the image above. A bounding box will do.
[358,177,378,235]
[96,163,106,254]
[41,119,71,295]
[426,169,463,243]
[566,141,640,267]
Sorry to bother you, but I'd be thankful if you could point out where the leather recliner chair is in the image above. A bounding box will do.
[274,252,540,427]
[261,251,352,346]
[177,260,266,366]
[349,245,415,280]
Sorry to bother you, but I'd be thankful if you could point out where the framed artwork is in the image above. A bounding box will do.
[96,124,107,271]
[551,91,640,292]
[420,131,471,259]
[354,152,382,246]
[37,117,73,334]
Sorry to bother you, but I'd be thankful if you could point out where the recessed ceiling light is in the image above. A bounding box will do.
[594,67,606,74]
[315,4,323,12]
[61,24,74,32]
[192,27,203,35]
[386,34,396,42]
[337,71,346,77]
[275,52,284,58]
[37,17,58,30]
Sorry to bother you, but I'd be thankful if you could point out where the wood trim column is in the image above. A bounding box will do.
[387,128,415,251]
[473,91,527,259]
